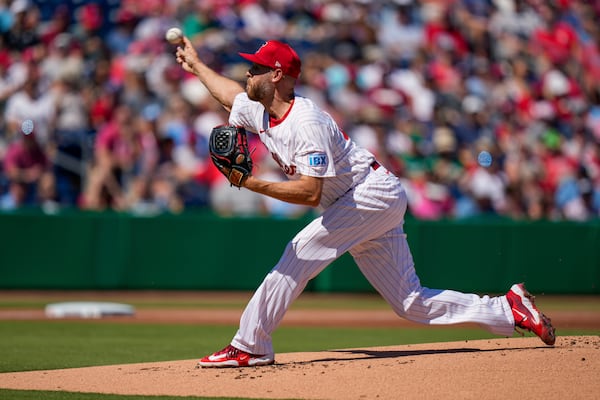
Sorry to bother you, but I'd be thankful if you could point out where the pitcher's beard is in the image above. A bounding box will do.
[246,81,271,102]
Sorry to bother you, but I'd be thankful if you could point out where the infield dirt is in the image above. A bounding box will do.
[1,291,599,399]
[0,336,598,399]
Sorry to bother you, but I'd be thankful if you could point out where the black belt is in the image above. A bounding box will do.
[371,161,381,170]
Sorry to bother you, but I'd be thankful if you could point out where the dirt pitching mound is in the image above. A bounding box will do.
[0,336,598,399]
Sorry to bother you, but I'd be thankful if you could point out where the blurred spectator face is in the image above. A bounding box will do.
[77,3,103,32]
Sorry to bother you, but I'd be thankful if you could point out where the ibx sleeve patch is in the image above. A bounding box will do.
[307,153,328,168]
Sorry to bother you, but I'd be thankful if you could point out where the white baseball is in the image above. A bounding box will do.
[165,27,183,44]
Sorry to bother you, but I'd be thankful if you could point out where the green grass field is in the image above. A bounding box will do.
[0,292,598,400]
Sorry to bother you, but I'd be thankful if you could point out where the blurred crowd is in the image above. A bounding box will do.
[1,0,600,221]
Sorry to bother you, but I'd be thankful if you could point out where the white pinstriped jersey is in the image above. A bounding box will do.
[229,93,376,208]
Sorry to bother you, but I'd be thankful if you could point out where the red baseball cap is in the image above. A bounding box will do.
[239,41,301,79]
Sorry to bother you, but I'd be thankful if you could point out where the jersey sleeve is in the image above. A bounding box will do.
[292,123,337,178]
[228,93,263,134]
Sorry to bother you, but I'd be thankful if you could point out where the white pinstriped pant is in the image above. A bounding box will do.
[231,169,515,356]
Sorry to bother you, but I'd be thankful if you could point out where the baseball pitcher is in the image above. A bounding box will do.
[174,37,555,368]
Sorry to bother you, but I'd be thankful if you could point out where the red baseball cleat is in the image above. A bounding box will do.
[506,283,556,346]
[197,344,275,368]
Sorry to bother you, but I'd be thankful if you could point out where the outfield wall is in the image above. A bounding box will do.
[0,211,598,294]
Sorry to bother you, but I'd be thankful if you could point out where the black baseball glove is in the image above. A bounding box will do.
[209,125,253,188]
